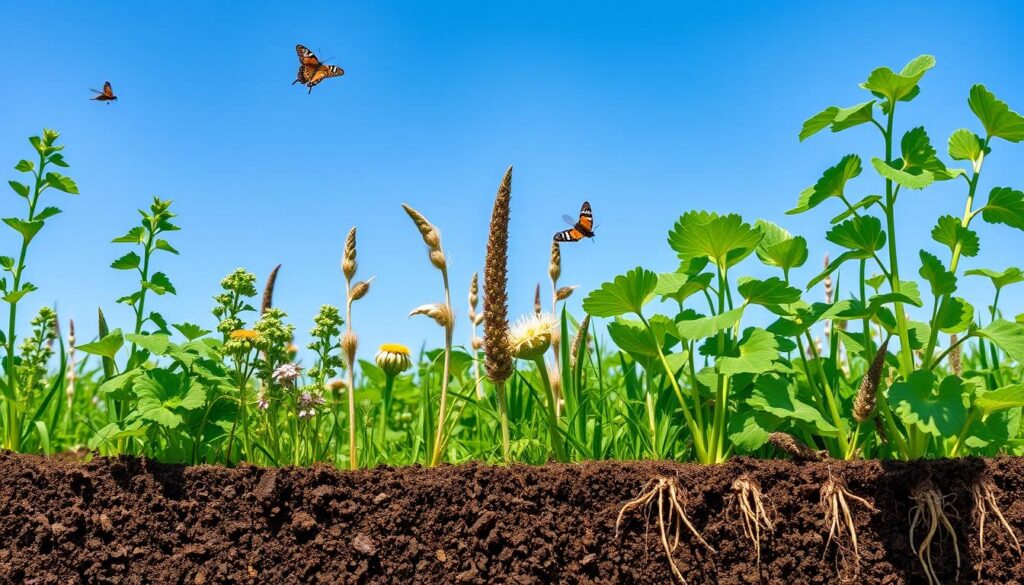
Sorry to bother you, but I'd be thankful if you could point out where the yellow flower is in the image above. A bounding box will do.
[377,343,413,377]
[508,313,555,360]
[229,329,261,343]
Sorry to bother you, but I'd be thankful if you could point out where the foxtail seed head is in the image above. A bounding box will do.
[570,314,591,369]
[549,241,561,284]
[483,166,514,384]
[533,283,542,315]
[949,334,962,376]
[262,264,282,315]
[469,272,480,316]
[342,227,358,281]
[853,338,889,423]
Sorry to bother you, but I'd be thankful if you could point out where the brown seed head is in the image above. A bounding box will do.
[483,166,514,384]
[533,283,542,315]
[68,319,76,347]
[429,248,447,272]
[341,331,359,364]
[402,203,444,267]
[409,303,454,329]
[555,285,577,302]
[262,264,282,315]
[350,278,373,302]
[549,241,561,284]
[342,227,358,281]
[949,334,962,376]
[853,338,889,423]
[570,315,591,369]
[468,272,479,316]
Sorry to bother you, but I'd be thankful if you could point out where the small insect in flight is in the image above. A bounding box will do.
[90,81,117,103]
[293,44,345,94]
[554,201,596,242]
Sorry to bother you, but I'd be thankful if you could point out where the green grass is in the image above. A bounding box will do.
[3,55,1024,468]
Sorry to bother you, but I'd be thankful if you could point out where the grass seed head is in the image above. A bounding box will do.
[341,330,359,364]
[570,314,590,368]
[468,272,479,316]
[402,203,446,271]
[483,166,514,384]
[549,241,561,284]
[342,227,358,281]
[555,285,577,302]
[410,303,454,329]
[533,283,542,315]
[949,334,961,376]
[350,278,374,301]
[853,338,889,423]
[262,264,282,315]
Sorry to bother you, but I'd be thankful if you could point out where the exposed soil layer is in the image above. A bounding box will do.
[3,452,1024,584]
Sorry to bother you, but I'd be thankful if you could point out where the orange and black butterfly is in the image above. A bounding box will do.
[90,81,117,103]
[293,44,344,94]
[554,201,595,242]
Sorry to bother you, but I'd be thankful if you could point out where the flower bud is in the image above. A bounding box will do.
[508,313,555,361]
[376,343,413,377]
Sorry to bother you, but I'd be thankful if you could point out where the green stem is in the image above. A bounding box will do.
[378,375,395,452]
[533,356,567,462]
[495,381,511,463]
[804,332,851,457]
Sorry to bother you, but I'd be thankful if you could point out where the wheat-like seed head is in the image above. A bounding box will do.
[468,272,479,316]
[853,338,889,423]
[549,241,561,284]
[341,331,359,364]
[555,285,578,302]
[402,203,446,271]
[350,278,374,302]
[342,227,358,281]
[483,166,514,384]
[949,334,962,376]
[570,314,591,368]
[261,264,281,315]
[409,303,454,329]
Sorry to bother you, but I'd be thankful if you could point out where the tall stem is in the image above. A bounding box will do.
[882,105,914,378]
[533,356,567,462]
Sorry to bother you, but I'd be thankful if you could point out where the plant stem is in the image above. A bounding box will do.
[533,356,567,462]
[495,381,511,463]
[378,375,395,452]
[429,271,454,467]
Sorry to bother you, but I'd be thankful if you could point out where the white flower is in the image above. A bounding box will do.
[508,313,556,360]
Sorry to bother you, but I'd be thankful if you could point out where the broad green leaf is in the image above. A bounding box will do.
[826,215,885,253]
[2,283,37,303]
[173,322,212,342]
[112,226,145,244]
[931,216,979,258]
[968,84,1024,142]
[77,329,125,359]
[830,195,882,224]
[582,267,658,317]
[860,55,935,103]
[748,374,838,435]
[155,239,179,255]
[135,369,206,429]
[871,157,933,190]
[977,319,1024,363]
[975,384,1024,417]
[831,100,876,132]
[110,252,141,270]
[754,220,808,272]
[918,250,956,296]
[3,218,44,244]
[676,306,744,340]
[936,297,974,334]
[98,370,141,400]
[14,160,33,172]
[45,172,78,194]
[948,128,985,163]
[965,267,1024,290]
[0,257,13,271]
[668,212,762,268]
[145,272,177,295]
[8,181,29,198]
[654,271,713,303]
[728,409,780,451]
[799,107,838,141]
[34,206,62,221]
[787,155,861,215]
[890,371,967,437]
[737,277,801,306]
[981,187,1024,231]
[717,327,779,375]
[126,333,171,355]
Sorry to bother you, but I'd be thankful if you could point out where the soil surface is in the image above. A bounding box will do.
[2,452,1024,584]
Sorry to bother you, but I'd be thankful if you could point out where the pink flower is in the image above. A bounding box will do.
[272,363,302,387]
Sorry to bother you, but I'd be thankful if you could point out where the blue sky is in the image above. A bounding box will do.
[1,1,1023,355]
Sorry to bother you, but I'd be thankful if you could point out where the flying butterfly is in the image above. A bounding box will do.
[293,44,345,94]
[90,81,117,103]
[554,201,596,242]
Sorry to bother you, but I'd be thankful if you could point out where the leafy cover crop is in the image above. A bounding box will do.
[2,56,1024,471]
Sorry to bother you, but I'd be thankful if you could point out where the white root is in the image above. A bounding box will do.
[820,470,876,580]
[731,476,773,569]
[971,479,1021,581]
[615,477,715,584]
[909,481,961,585]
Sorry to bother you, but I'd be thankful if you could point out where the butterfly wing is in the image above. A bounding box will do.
[103,81,114,98]
[577,201,593,232]
[554,228,583,243]
[306,64,345,93]
[294,45,321,85]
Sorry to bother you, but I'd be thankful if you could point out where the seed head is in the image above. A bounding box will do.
[533,283,542,315]
[555,285,578,302]
[342,227,358,281]
[341,330,359,364]
[768,432,823,461]
[409,303,454,329]
[350,278,373,302]
[570,315,591,369]
[402,204,445,271]
[949,334,962,376]
[549,241,561,284]
[823,252,833,304]
[468,272,479,316]
[262,264,282,315]
[483,166,514,384]
[853,339,889,423]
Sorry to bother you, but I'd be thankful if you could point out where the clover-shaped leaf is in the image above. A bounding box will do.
[860,55,935,104]
[582,266,658,317]
[655,271,713,304]
[754,220,808,274]
[969,84,1024,143]
[948,128,986,165]
[668,212,762,269]
[891,372,968,437]
[738,277,801,307]
[965,267,1024,291]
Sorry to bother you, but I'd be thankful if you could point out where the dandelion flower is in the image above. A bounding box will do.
[508,313,556,361]
[229,329,261,342]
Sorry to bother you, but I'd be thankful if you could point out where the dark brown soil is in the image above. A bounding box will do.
[2,452,1024,584]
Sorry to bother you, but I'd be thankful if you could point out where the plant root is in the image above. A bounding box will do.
[909,480,961,585]
[820,470,876,580]
[971,478,1021,580]
[731,476,773,569]
[615,477,715,584]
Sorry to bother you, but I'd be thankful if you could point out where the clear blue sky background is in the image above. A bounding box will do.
[1,2,1023,356]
